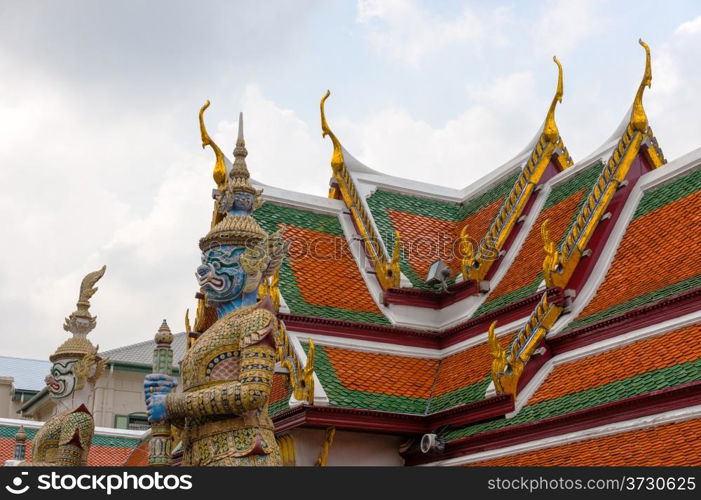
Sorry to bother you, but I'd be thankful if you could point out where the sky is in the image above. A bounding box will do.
[1,0,700,359]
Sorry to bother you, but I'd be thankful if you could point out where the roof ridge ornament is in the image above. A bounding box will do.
[320,90,400,289]
[463,57,571,286]
[542,40,663,293]
[217,111,263,215]
[199,100,227,192]
[543,56,564,142]
[631,39,652,132]
[320,90,345,173]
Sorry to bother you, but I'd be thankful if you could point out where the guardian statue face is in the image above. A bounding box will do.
[233,191,254,213]
[45,359,78,400]
[196,245,247,303]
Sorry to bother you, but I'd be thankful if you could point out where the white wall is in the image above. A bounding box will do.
[290,428,404,466]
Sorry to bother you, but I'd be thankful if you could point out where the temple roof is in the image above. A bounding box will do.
[100,332,188,367]
[0,418,146,466]
[0,356,51,392]
[175,41,701,467]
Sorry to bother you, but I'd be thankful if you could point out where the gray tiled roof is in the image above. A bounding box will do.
[0,356,51,391]
[100,332,188,367]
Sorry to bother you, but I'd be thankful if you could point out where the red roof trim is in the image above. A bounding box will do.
[272,395,513,435]
[281,284,699,354]
[548,287,701,356]
[383,279,477,309]
[279,313,440,348]
[279,288,560,348]
[404,380,701,465]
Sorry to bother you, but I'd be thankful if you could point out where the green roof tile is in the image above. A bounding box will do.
[443,358,701,442]
[634,168,701,220]
[253,202,391,326]
[304,343,429,414]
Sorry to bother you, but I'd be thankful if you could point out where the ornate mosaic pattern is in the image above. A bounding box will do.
[165,304,281,466]
[21,406,94,466]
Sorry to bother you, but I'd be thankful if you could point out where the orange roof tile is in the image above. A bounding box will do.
[270,373,291,404]
[0,436,137,466]
[432,332,515,397]
[486,190,585,301]
[578,190,701,318]
[88,445,136,466]
[284,225,382,314]
[530,324,701,405]
[123,439,150,466]
[388,198,502,279]
[470,417,701,466]
[325,346,438,399]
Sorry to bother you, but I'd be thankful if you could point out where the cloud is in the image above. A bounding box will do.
[1,2,700,364]
[645,15,701,161]
[215,85,329,197]
[339,71,539,185]
[356,0,504,67]
[675,15,701,36]
[0,48,207,358]
[0,71,331,358]
[531,0,606,56]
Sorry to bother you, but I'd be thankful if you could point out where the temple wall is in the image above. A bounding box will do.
[289,428,404,466]
[93,369,152,428]
[0,378,12,419]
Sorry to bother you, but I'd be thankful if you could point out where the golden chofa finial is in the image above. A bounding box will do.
[199,100,227,191]
[320,90,345,173]
[543,56,564,143]
[631,39,652,132]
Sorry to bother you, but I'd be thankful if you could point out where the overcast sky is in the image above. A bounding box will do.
[1,0,700,359]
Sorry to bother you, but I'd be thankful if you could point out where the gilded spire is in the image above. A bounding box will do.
[199,101,227,191]
[631,39,652,132]
[320,90,345,173]
[543,56,564,142]
[216,111,262,214]
[231,112,249,177]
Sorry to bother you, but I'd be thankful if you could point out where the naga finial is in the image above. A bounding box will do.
[320,90,345,173]
[631,39,652,132]
[543,56,564,143]
[199,100,227,191]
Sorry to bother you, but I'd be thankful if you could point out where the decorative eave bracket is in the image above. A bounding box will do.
[489,290,564,396]
[258,270,315,405]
